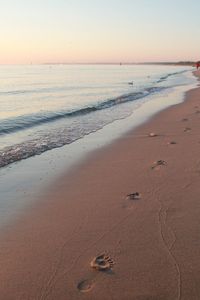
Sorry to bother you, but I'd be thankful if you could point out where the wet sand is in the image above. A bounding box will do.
[0,71,200,299]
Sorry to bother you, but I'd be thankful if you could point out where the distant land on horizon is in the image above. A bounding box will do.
[42,61,196,66]
[0,61,196,66]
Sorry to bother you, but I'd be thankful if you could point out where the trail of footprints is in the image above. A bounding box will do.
[77,112,197,294]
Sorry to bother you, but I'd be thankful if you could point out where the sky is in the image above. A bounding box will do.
[0,0,200,64]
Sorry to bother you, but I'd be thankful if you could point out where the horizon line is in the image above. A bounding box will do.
[0,61,196,66]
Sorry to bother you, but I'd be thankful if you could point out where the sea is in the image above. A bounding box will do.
[0,64,196,169]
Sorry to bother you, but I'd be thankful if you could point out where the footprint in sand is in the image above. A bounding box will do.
[195,110,200,114]
[182,118,188,122]
[90,254,115,271]
[122,192,141,209]
[168,141,177,145]
[126,192,141,200]
[77,279,94,293]
[77,254,114,293]
[184,127,191,132]
[151,160,167,170]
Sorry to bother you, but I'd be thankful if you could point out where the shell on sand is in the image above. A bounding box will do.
[148,132,157,137]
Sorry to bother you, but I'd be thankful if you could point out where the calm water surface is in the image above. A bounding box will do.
[0,64,194,168]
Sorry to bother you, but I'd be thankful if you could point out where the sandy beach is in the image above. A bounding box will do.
[0,71,200,299]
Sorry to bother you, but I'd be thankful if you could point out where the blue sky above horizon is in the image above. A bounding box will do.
[0,0,200,64]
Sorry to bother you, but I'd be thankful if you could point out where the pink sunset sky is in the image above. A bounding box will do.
[1,0,200,64]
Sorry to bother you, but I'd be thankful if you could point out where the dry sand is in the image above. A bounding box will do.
[0,71,200,299]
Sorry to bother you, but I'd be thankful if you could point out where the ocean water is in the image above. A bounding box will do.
[0,64,195,168]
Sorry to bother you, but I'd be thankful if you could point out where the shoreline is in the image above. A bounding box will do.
[0,70,196,230]
[0,71,200,299]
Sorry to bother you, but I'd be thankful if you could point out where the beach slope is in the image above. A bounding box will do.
[0,72,200,299]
